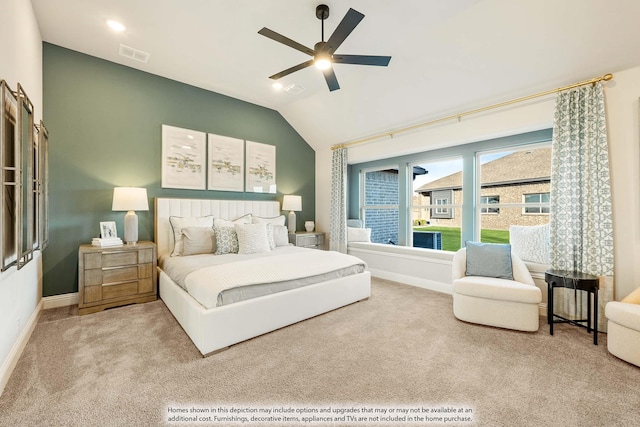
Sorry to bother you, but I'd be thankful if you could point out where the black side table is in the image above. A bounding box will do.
[545,269,600,345]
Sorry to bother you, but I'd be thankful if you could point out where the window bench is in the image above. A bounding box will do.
[347,242,549,314]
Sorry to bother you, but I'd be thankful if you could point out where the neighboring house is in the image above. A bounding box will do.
[415,148,551,230]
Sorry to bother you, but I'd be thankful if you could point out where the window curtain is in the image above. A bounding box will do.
[550,82,614,332]
[330,148,348,253]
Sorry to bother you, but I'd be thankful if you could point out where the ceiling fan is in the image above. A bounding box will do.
[258,4,391,92]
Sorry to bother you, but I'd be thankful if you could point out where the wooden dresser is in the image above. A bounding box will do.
[78,241,157,315]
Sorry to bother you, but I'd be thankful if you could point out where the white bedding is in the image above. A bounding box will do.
[160,246,367,309]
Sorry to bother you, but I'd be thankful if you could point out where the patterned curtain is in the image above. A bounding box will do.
[330,148,348,253]
[550,82,614,331]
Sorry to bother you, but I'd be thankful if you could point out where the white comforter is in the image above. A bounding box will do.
[184,248,365,309]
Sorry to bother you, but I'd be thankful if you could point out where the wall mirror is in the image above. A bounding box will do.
[38,121,49,250]
[0,81,18,271]
[17,84,34,269]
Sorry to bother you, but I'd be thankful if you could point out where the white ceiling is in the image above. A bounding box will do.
[31,0,640,152]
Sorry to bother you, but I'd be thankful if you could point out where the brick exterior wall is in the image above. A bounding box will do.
[364,171,399,244]
[412,182,550,230]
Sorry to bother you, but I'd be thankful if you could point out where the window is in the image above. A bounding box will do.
[349,129,553,253]
[411,157,463,251]
[362,167,399,244]
[480,196,500,214]
[478,145,551,244]
[523,193,550,214]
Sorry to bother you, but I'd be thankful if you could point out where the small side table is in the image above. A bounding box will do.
[545,269,599,345]
[288,232,325,249]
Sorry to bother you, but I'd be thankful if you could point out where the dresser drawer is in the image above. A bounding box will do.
[289,232,325,249]
[102,281,139,300]
[298,234,320,247]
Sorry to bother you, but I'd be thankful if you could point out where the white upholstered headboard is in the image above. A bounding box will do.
[155,198,281,258]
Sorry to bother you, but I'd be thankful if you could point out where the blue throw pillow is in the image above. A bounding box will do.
[465,241,513,280]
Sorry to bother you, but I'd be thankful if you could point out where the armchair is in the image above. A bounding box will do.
[605,287,640,367]
[452,247,542,332]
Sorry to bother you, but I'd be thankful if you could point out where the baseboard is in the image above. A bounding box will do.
[0,299,43,397]
[369,268,453,295]
[42,292,78,310]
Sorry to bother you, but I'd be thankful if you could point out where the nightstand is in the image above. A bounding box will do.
[78,241,157,315]
[288,231,325,249]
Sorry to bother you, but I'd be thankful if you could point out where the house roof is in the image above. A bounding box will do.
[416,147,551,193]
[29,1,640,154]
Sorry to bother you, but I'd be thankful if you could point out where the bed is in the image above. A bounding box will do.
[155,197,371,356]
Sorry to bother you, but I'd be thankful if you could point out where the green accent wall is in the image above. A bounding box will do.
[42,43,315,297]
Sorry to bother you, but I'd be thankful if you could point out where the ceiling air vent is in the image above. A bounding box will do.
[118,44,150,63]
[283,83,306,95]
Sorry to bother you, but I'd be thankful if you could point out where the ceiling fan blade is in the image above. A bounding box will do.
[258,27,315,56]
[269,59,314,80]
[322,67,340,91]
[324,8,365,54]
[333,54,391,66]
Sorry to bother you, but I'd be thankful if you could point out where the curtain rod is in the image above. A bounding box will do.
[330,73,613,151]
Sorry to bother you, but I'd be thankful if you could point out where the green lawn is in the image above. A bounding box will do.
[414,226,509,252]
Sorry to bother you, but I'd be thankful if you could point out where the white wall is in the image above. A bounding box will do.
[0,0,43,395]
[317,66,640,301]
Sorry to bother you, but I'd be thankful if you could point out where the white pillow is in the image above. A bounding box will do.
[252,215,286,226]
[235,223,271,255]
[182,227,216,256]
[509,223,550,264]
[272,225,290,247]
[169,215,214,256]
[214,214,252,228]
[347,227,372,243]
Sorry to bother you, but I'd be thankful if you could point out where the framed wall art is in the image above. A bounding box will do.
[161,125,206,190]
[245,141,276,193]
[207,134,244,191]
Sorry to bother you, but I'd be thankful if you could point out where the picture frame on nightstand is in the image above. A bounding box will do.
[100,221,117,239]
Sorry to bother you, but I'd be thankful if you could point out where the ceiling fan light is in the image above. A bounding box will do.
[315,56,332,70]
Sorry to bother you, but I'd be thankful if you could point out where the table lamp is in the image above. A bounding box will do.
[282,195,302,233]
[112,187,149,244]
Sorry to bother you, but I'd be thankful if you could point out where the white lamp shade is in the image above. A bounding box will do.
[282,195,302,212]
[112,187,149,211]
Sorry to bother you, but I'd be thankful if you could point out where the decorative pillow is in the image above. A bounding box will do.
[182,227,216,256]
[214,226,239,255]
[214,213,252,228]
[252,215,286,226]
[509,223,550,265]
[272,225,290,247]
[235,223,271,255]
[347,227,371,242]
[622,287,640,305]
[169,215,214,256]
[465,241,513,280]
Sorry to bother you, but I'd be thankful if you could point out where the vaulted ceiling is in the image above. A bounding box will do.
[31,0,640,152]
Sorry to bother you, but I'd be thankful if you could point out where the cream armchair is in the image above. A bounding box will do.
[605,287,640,367]
[452,247,542,332]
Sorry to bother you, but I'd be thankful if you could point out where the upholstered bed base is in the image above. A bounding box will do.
[160,269,371,356]
[155,197,371,356]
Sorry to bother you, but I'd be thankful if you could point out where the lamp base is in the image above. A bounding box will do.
[123,210,138,244]
[287,210,296,233]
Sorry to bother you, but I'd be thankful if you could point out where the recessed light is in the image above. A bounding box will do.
[272,82,283,91]
[107,19,126,32]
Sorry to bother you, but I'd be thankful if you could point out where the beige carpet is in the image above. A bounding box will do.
[1,278,638,426]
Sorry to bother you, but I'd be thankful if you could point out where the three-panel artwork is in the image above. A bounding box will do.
[161,124,276,193]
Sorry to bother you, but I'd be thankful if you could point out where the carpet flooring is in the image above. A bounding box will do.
[0,278,638,426]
